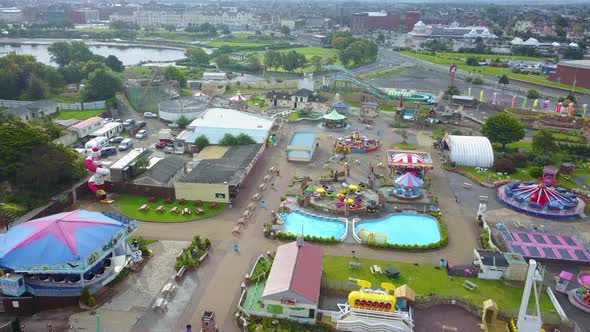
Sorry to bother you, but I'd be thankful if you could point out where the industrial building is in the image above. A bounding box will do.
[550,60,590,89]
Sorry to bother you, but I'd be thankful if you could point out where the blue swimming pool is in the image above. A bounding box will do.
[282,211,346,240]
[355,214,441,246]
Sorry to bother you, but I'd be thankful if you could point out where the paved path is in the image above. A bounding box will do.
[575,176,590,191]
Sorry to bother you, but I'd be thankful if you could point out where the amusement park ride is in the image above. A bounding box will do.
[84,145,113,203]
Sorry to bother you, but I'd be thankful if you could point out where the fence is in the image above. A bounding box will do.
[57,100,106,110]
[0,99,30,108]
[105,181,176,199]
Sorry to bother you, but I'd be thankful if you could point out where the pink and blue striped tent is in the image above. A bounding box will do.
[394,172,424,188]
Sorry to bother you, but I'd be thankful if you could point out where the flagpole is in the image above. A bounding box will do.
[97,308,101,332]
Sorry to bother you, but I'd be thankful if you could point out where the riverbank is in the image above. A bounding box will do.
[0,38,189,51]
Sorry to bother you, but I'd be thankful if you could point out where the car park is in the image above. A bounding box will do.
[100,146,117,157]
[109,136,125,144]
[135,130,147,139]
[136,121,147,128]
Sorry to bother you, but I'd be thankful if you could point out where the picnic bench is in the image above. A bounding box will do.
[182,208,191,216]
[269,166,277,173]
[155,205,165,213]
[175,266,186,281]
[195,207,205,215]
[139,204,149,212]
[232,225,241,235]
[258,183,267,191]
[463,280,478,291]
[252,193,262,201]
[243,210,251,218]
[238,218,246,225]
[247,202,256,211]
[153,297,168,313]
[263,175,272,182]
[349,261,361,269]
[194,200,202,206]
[162,282,176,298]
[209,202,218,209]
[370,265,382,274]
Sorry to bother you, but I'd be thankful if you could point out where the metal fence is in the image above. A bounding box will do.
[0,99,106,111]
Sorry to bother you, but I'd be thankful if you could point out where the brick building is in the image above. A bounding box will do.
[350,11,401,32]
[404,11,421,32]
[549,60,590,89]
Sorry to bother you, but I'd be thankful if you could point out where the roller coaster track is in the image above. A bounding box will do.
[321,65,390,100]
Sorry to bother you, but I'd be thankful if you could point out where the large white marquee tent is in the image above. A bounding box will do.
[443,135,494,168]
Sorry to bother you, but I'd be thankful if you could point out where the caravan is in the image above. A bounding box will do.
[85,136,109,151]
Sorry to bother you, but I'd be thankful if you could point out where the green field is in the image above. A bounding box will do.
[510,74,590,93]
[116,194,227,222]
[207,41,271,48]
[323,256,554,313]
[55,109,106,120]
[52,93,81,104]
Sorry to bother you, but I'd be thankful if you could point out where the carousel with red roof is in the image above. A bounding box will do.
[496,166,585,219]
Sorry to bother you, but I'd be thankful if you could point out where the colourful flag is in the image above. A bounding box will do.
[467,87,472,97]
[584,104,588,117]
[511,96,516,108]
[492,92,497,105]
[533,99,538,110]
[479,90,484,102]
[522,99,527,108]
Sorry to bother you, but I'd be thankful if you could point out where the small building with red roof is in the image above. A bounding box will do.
[261,239,324,323]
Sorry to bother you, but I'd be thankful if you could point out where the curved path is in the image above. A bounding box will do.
[128,124,480,332]
[575,176,590,191]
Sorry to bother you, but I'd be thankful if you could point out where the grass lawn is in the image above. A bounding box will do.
[380,104,397,112]
[207,41,271,48]
[128,237,158,245]
[116,194,227,222]
[322,256,554,313]
[246,96,267,109]
[55,109,106,120]
[52,92,81,104]
[390,143,416,150]
[510,74,590,93]
[180,88,193,97]
[460,166,535,183]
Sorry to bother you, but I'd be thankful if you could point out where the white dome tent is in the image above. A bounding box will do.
[510,37,524,45]
[443,135,494,168]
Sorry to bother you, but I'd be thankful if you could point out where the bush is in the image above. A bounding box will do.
[511,68,521,73]
[445,86,461,96]
[493,158,515,174]
[529,166,543,179]
[164,198,174,204]
[465,57,479,66]
[533,155,553,167]
[80,287,90,304]
[465,76,473,82]
[472,77,483,84]
[511,152,529,168]
[87,296,96,307]
[526,89,540,99]
[451,129,463,136]
[148,196,158,203]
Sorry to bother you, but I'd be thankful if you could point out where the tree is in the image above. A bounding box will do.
[0,203,24,230]
[236,133,256,144]
[219,24,231,36]
[563,47,584,60]
[264,50,280,70]
[280,25,290,37]
[163,66,187,89]
[81,68,123,102]
[134,156,149,175]
[184,47,209,66]
[105,55,124,72]
[532,128,559,155]
[194,135,210,151]
[332,36,350,50]
[481,113,525,149]
[310,55,323,71]
[247,56,262,71]
[163,24,176,32]
[48,41,94,67]
[219,133,238,145]
[0,54,64,99]
[215,54,230,67]
[0,118,49,182]
[498,74,510,87]
[176,115,190,129]
[22,75,49,100]
[466,57,479,66]
[526,89,540,99]
[445,86,460,96]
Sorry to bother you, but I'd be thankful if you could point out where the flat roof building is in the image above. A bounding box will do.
[175,144,264,203]
[550,60,590,89]
[287,132,317,162]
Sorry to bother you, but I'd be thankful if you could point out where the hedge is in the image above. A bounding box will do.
[275,232,338,243]
[366,212,448,250]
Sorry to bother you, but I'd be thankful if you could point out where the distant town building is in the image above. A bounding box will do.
[0,7,23,24]
[407,21,497,41]
[280,19,306,31]
[68,8,100,24]
[110,8,270,30]
[550,60,590,89]
[351,11,400,32]
[404,11,421,32]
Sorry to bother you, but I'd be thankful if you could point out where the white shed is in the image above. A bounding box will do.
[443,135,494,168]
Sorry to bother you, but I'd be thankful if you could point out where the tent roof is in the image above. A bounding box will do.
[323,110,346,121]
[444,135,494,168]
[394,284,416,302]
[0,210,127,271]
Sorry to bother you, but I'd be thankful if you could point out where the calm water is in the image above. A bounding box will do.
[0,43,187,66]
[355,213,441,246]
[282,211,346,240]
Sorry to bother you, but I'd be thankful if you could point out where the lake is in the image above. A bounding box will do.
[0,43,187,66]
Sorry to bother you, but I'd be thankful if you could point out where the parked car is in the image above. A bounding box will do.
[123,119,136,125]
[144,112,157,118]
[113,118,122,123]
[119,139,133,151]
[103,118,113,123]
[100,146,117,157]
[136,121,147,128]
[156,141,173,149]
[109,136,125,144]
[135,130,147,139]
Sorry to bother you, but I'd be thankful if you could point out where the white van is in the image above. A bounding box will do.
[119,138,134,151]
[85,136,109,151]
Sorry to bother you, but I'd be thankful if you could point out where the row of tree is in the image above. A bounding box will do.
[263,50,307,72]
[324,32,378,67]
